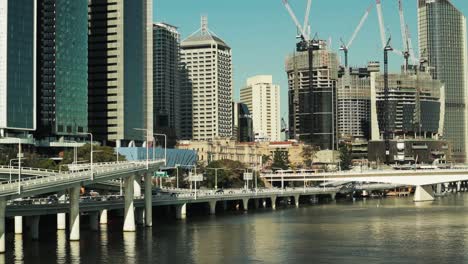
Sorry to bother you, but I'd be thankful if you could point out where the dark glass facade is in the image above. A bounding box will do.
[36,0,88,137]
[2,0,36,130]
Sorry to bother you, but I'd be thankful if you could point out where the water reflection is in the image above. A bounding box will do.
[100,225,108,262]
[69,241,80,264]
[14,235,23,264]
[123,232,136,263]
[56,231,67,264]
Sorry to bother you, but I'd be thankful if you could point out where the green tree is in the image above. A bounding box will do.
[60,144,125,166]
[301,145,319,168]
[203,160,247,189]
[271,150,290,170]
[339,143,353,171]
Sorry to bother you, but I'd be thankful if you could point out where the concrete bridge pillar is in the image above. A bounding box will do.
[69,186,81,241]
[0,198,5,253]
[124,175,136,232]
[89,212,99,231]
[262,199,267,208]
[330,193,336,200]
[100,210,108,225]
[254,199,259,209]
[414,185,434,202]
[135,208,144,225]
[176,204,187,220]
[209,201,217,215]
[14,216,23,234]
[144,172,153,227]
[271,196,277,210]
[57,213,66,230]
[242,198,249,211]
[436,184,442,194]
[29,216,40,240]
[134,176,142,198]
[294,195,300,208]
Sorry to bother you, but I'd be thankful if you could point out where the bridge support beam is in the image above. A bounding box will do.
[69,186,81,241]
[242,198,249,211]
[271,196,277,210]
[29,216,40,240]
[15,216,23,234]
[124,175,136,232]
[294,195,300,208]
[414,185,434,202]
[176,204,187,220]
[90,212,99,231]
[100,210,108,225]
[330,193,336,200]
[209,201,217,215]
[144,172,152,227]
[57,213,66,230]
[134,176,142,198]
[0,198,4,253]
[457,181,462,192]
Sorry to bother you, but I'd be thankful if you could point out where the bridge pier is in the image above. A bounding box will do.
[134,176,142,197]
[135,208,144,225]
[176,204,187,219]
[294,195,300,208]
[69,186,81,241]
[242,198,249,211]
[57,213,66,230]
[90,212,99,231]
[15,216,23,234]
[414,185,434,202]
[254,199,259,209]
[330,193,336,200]
[271,196,277,210]
[144,172,153,227]
[29,216,40,240]
[209,201,217,215]
[100,210,108,225]
[124,175,136,232]
[0,198,6,253]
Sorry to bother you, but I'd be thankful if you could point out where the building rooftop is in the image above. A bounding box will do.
[181,16,230,49]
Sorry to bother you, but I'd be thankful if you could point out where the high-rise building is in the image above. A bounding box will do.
[418,0,468,162]
[232,102,254,142]
[180,16,233,141]
[88,0,153,145]
[240,75,281,142]
[0,0,36,139]
[285,40,339,149]
[153,22,180,146]
[36,0,88,139]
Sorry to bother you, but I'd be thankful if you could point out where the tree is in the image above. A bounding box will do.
[339,143,353,171]
[301,145,319,168]
[202,160,247,189]
[271,150,290,170]
[60,144,126,167]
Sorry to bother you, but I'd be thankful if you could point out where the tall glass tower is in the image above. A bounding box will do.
[0,0,36,137]
[36,0,89,138]
[418,0,468,162]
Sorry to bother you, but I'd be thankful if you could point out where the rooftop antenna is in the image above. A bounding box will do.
[201,15,208,35]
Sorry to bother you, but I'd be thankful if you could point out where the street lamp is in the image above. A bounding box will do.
[3,137,22,193]
[133,128,150,170]
[78,132,94,178]
[206,167,225,190]
[9,158,26,184]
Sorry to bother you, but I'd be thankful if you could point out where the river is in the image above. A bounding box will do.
[4,194,468,263]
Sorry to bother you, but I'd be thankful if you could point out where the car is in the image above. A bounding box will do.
[47,195,58,204]
[215,189,224,194]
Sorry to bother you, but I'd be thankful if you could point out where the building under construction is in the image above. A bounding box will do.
[285,40,339,150]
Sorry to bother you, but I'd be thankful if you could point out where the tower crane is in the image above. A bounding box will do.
[340,4,373,68]
[383,37,393,164]
[376,0,402,56]
[398,0,418,72]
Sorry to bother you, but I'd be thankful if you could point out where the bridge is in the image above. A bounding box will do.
[261,168,468,202]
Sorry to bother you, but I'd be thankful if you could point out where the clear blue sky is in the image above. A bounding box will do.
[154,0,468,121]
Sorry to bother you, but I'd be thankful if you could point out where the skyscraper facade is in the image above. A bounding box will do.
[36,0,88,138]
[285,40,339,149]
[153,23,180,144]
[180,17,233,141]
[0,0,36,137]
[88,0,153,145]
[418,0,468,162]
[240,75,281,142]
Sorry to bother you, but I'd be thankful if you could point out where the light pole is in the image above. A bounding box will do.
[78,132,94,180]
[134,128,150,170]
[206,167,224,190]
[153,133,167,166]
[9,158,26,184]
[4,138,22,193]
[91,150,103,181]
[175,164,180,189]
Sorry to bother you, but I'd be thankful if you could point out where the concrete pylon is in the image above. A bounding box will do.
[209,201,217,215]
[57,213,66,230]
[144,173,152,227]
[69,186,81,241]
[294,195,300,208]
[124,175,136,232]
[0,198,5,253]
[271,196,277,210]
[90,212,99,231]
[135,208,144,225]
[15,216,23,234]
[100,210,108,225]
[414,185,435,202]
[134,176,142,198]
[242,198,249,211]
[176,204,187,220]
[29,216,40,240]
[457,181,462,192]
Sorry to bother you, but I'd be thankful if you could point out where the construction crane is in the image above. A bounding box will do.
[340,4,373,68]
[281,118,289,139]
[383,37,393,164]
[398,0,418,72]
[376,0,402,57]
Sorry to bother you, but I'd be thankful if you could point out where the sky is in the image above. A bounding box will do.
[154,0,468,121]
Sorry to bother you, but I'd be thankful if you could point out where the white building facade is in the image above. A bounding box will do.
[180,17,233,141]
[240,75,281,142]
